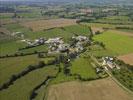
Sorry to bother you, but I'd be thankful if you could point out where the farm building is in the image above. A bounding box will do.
[45,37,63,44]
[102,57,116,69]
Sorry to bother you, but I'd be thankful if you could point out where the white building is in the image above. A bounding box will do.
[72,35,89,42]
[45,37,63,44]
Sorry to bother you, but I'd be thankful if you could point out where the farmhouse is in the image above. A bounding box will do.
[102,57,116,69]
[75,42,84,52]
[72,35,89,42]
[58,43,70,52]
[34,38,46,45]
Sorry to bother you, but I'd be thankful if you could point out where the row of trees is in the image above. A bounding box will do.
[0,51,48,59]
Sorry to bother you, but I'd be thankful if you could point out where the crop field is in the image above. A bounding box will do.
[47,77,133,100]
[118,53,133,65]
[0,66,58,100]
[93,30,133,55]
[21,18,77,31]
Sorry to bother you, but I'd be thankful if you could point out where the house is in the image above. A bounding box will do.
[75,42,84,52]
[96,67,102,74]
[45,37,63,44]
[102,56,116,69]
[72,35,89,42]
[58,43,70,52]
[34,38,46,45]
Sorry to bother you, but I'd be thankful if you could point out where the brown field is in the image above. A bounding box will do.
[47,77,133,100]
[118,53,133,65]
[21,18,77,31]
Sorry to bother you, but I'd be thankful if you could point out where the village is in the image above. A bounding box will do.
[13,31,120,74]
[19,33,90,54]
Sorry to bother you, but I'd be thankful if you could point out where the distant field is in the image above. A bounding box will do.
[21,19,77,31]
[82,22,133,29]
[47,77,133,100]
[118,53,133,65]
[0,13,14,19]
[93,30,133,55]
[63,24,91,34]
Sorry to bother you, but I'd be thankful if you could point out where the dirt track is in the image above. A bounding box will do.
[47,77,133,100]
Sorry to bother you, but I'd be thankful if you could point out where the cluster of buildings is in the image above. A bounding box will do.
[20,35,89,53]
[72,35,89,52]
[21,38,46,46]
[102,56,120,70]
[48,35,89,53]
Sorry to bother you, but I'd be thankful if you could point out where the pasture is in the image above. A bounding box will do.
[0,55,40,86]
[0,40,26,56]
[71,56,97,79]
[47,77,133,100]
[0,66,58,100]
[93,30,133,55]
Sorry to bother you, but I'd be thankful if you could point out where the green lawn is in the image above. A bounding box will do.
[71,56,97,79]
[0,66,58,100]
[93,30,133,55]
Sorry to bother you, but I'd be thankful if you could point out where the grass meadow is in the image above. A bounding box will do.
[93,30,133,55]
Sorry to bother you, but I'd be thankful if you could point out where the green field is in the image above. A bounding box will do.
[88,44,117,57]
[63,24,91,34]
[0,55,40,86]
[0,40,26,56]
[93,30,133,55]
[71,56,97,79]
[51,64,75,84]
[0,66,58,100]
